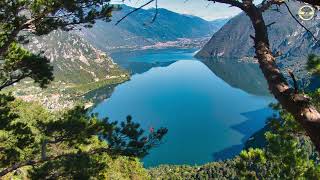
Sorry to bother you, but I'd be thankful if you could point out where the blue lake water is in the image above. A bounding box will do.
[92,49,275,167]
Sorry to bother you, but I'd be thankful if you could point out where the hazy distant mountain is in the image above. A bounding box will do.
[196,1,320,79]
[77,5,227,52]
[210,19,230,29]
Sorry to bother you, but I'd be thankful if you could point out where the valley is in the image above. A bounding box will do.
[3,1,320,178]
[5,31,130,111]
[5,0,315,160]
[5,5,225,111]
[77,5,227,52]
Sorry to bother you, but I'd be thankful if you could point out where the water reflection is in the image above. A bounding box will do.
[110,49,196,75]
[201,58,270,96]
[84,84,118,107]
[91,59,274,167]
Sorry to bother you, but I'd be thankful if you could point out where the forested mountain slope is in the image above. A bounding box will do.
[197,1,319,59]
[196,1,319,79]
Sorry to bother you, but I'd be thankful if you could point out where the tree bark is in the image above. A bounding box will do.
[0,74,28,91]
[247,6,320,152]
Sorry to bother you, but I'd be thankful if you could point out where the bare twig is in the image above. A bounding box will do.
[266,22,276,28]
[115,0,155,25]
[0,73,29,91]
[150,0,158,23]
[288,69,299,94]
[284,2,318,42]
[259,0,284,12]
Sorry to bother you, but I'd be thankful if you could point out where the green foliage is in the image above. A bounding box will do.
[68,75,129,95]
[237,148,266,179]
[308,89,320,110]
[149,161,239,179]
[1,43,54,88]
[191,160,238,180]
[102,156,150,180]
[235,105,320,179]
[149,165,197,180]
[0,95,167,178]
[28,138,151,179]
[307,54,320,75]
[1,0,113,36]
[104,115,168,158]
[0,96,53,169]
[0,93,16,127]
[27,136,150,179]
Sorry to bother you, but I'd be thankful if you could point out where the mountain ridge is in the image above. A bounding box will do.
[196,1,320,80]
[77,5,227,52]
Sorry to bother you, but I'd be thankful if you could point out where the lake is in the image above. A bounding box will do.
[91,49,275,167]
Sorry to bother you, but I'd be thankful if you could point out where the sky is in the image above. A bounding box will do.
[110,0,242,20]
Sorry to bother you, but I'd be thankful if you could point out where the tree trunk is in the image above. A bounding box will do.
[246,6,320,152]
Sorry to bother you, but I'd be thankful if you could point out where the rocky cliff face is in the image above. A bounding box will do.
[15,30,129,111]
[196,1,320,79]
[26,30,124,84]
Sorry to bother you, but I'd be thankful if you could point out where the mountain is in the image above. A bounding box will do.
[77,5,226,52]
[196,1,320,79]
[24,6,228,84]
[210,18,230,29]
[15,30,129,110]
[26,30,126,84]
